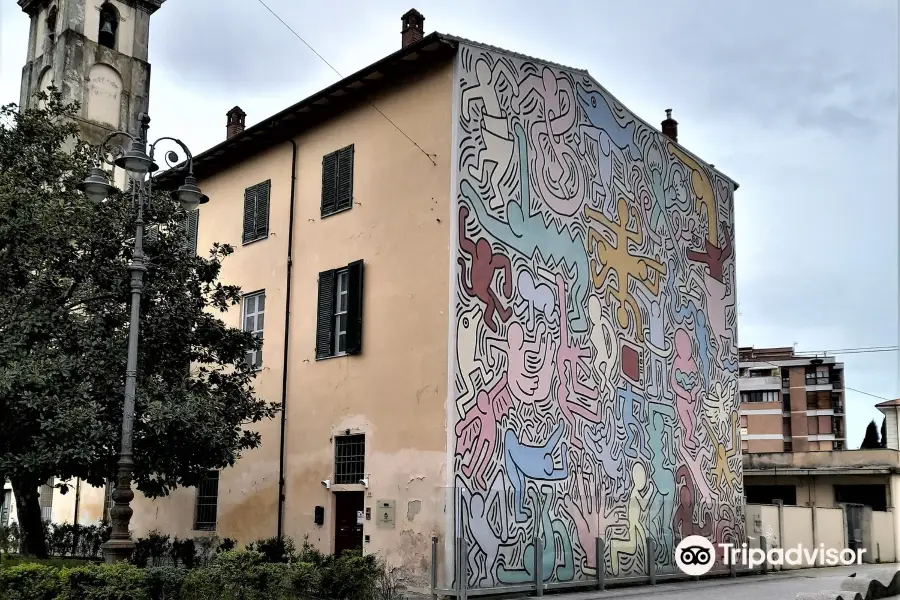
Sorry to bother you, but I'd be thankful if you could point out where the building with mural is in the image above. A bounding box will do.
[23,7,743,589]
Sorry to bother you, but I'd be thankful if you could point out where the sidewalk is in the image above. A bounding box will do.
[444,563,900,600]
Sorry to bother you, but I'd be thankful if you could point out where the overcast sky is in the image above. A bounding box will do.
[0,0,897,446]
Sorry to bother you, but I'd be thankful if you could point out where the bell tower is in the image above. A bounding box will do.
[18,0,165,144]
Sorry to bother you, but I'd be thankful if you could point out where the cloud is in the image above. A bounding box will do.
[0,0,896,445]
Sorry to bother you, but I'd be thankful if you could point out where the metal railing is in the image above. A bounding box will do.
[429,535,770,598]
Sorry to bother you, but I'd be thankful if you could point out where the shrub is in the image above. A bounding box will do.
[170,538,195,569]
[144,567,186,600]
[57,562,148,600]
[246,536,296,564]
[0,563,61,600]
[133,531,172,568]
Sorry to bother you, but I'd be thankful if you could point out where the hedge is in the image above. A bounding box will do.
[0,546,396,600]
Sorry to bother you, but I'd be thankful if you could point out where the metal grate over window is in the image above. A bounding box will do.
[193,471,220,531]
[39,477,54,522]
[334,434,365,485]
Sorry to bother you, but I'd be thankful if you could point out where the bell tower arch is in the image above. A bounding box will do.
[18,0,165,143]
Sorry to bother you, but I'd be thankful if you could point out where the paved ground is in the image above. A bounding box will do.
[545,563,900,600]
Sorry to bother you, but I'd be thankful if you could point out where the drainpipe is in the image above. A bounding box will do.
[277,138,299,541]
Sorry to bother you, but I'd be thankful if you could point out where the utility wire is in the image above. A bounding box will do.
[253,0,438,166]
[750,357,893,403]
[794,347,898,356]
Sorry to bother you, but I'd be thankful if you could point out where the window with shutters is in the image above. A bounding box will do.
[320,145,354,218]
[193,471,219,531]
[181,209,199,254]
[242,291,265,369]
[316,260,364,359]
[242,180,271,244]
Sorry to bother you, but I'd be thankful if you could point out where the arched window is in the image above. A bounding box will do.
[46,6,57,44]
[98,3,119,50]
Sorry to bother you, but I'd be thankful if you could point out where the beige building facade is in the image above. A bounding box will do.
[739,346,847,454]
[15,9,745,588]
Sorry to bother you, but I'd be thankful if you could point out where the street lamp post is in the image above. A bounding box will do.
[77,113,207,563]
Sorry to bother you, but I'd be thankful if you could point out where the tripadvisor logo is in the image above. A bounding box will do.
[674,535,867,576]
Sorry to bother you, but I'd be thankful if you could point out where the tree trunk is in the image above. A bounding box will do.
[11,476,47,558]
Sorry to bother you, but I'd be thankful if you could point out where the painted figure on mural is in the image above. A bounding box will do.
[452,43,741,587]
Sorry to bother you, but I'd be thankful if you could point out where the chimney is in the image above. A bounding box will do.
[401,8,425,48]
[226,106,246,140]
[661,109,678,143]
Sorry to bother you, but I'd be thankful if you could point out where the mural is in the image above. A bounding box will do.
[451,44,743,586]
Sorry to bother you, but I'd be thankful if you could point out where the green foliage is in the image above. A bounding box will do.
[0,563,62,600]
[57,562,148,600]
[0,540,395,600]
[0,89,278,555]
[861,419,881,449]
[246,536,296,563]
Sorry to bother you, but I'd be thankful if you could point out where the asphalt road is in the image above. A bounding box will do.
[546,563,900,600]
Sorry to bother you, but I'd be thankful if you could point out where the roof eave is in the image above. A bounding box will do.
[158,32,457,186]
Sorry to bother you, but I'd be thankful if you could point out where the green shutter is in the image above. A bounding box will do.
[188,209,199,254]
[336,145,354,212]
[242,186,256,243]
[321,152,338,216]
[345,259,364,355]
[315,270,336,359]
[255,180,271,239]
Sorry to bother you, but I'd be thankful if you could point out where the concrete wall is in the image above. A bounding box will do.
[450,43,741,585]
[101,60,458,586]
[745,503,896,569]
[872,509,897,562]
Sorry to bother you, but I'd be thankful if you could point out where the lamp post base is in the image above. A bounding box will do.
[101,537,136,564]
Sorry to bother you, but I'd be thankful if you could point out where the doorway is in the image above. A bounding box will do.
[334,491,364,555]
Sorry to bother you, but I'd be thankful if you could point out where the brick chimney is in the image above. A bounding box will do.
[401,9,424,48]
[226,106,246,140]
[661,109,678,143]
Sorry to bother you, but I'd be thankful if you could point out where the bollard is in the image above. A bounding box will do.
[535,536,544,597]
[760,535,768,575]
[430,537,437,600]
[596,537,605,591]
[647,538,656,586]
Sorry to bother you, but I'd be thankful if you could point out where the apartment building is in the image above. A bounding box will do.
[739,346,846,453]
[45,9,742,585]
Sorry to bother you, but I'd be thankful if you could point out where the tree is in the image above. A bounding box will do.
[882,418,888,448]
[0,92,278,556]
[860,419,881,450]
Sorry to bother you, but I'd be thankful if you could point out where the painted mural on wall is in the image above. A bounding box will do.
[451,44,743,586]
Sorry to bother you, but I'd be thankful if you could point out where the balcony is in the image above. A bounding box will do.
[739,376,781,391]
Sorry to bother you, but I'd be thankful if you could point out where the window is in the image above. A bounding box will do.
[181,209,199,254]
[39,477,54,522]
[740,391,778,403]
[320,145,354,217]
[242,291,265,369]
[782,392,791,411]
[805,366,830,385]
[1,490,11,527]
[193,471,219,531]
[98,3,118,49]
[242,180,271,244]
[783,442,793,453]
[316,260,364,359]
[46,6,57,44]
[334,434,365,485]
[103,479,115,523]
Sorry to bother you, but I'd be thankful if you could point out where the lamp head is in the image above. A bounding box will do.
[114,139,158,180]
[174,174,208,211]
[76,167,113,203]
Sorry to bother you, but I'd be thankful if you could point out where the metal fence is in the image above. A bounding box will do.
[428,534,770,598]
